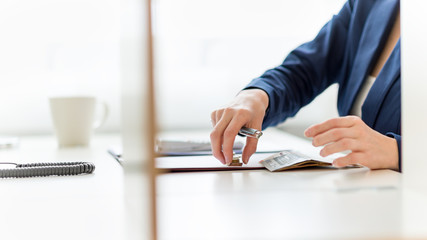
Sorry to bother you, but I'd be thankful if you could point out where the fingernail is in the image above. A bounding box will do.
[225,156,231,165]
[221,155,227,165]
[304,129,311,137]
[215,154,226,165]
[332,160,339,168]
[312,138,321,147]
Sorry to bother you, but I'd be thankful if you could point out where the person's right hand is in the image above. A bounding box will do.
[210,89,269,165]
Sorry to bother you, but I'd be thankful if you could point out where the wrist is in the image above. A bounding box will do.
[238,89,269,113]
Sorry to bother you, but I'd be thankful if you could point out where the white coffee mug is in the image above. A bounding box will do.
[49,96,108,147]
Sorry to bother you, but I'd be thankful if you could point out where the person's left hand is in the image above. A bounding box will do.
[304,116,399,170]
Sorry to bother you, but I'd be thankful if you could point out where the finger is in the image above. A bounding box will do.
[305,116,361,137]
[210,111,217,127]
[332,152,365,168]
[211,109,224,127]
[210,113,233,164]
[210,130,225,164]
[221,119,246,165]
[242,137,258,164]
[319,138,362,157]
[312,127,358,147]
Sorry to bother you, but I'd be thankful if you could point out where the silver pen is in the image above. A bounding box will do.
[238,127,263,139]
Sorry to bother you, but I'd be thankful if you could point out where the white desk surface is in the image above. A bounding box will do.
[0,134,124,240]
[1,129,427,240]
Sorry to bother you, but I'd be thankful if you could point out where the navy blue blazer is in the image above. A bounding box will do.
[246,0,401,167]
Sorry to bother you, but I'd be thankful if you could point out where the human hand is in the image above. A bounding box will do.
[304,116,399,170]
[210,89,269,165]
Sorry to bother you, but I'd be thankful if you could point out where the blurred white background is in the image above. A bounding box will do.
[0,0,344,136]
[0,0,120,135]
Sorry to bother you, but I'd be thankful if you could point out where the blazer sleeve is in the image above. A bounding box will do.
[386,132,402,172]
[245,0,355,129]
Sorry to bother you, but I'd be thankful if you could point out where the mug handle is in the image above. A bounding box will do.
[93,101,109,129]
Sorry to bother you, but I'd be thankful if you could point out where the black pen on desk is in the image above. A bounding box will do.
[238,127,263,139]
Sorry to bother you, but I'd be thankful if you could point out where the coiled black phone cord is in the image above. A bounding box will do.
[0,162,95,178]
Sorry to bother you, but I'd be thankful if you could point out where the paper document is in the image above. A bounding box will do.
[156,153,272,172]
[109,146,342,172]
[109,137,345,172]
[157,150,340,172]
[156,139,244,155]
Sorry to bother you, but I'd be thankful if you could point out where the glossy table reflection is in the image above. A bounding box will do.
[155,129,425,240]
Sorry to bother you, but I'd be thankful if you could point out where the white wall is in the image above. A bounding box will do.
[154,0,344,135]
[0,0,121,135]
[0,0,344,135]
